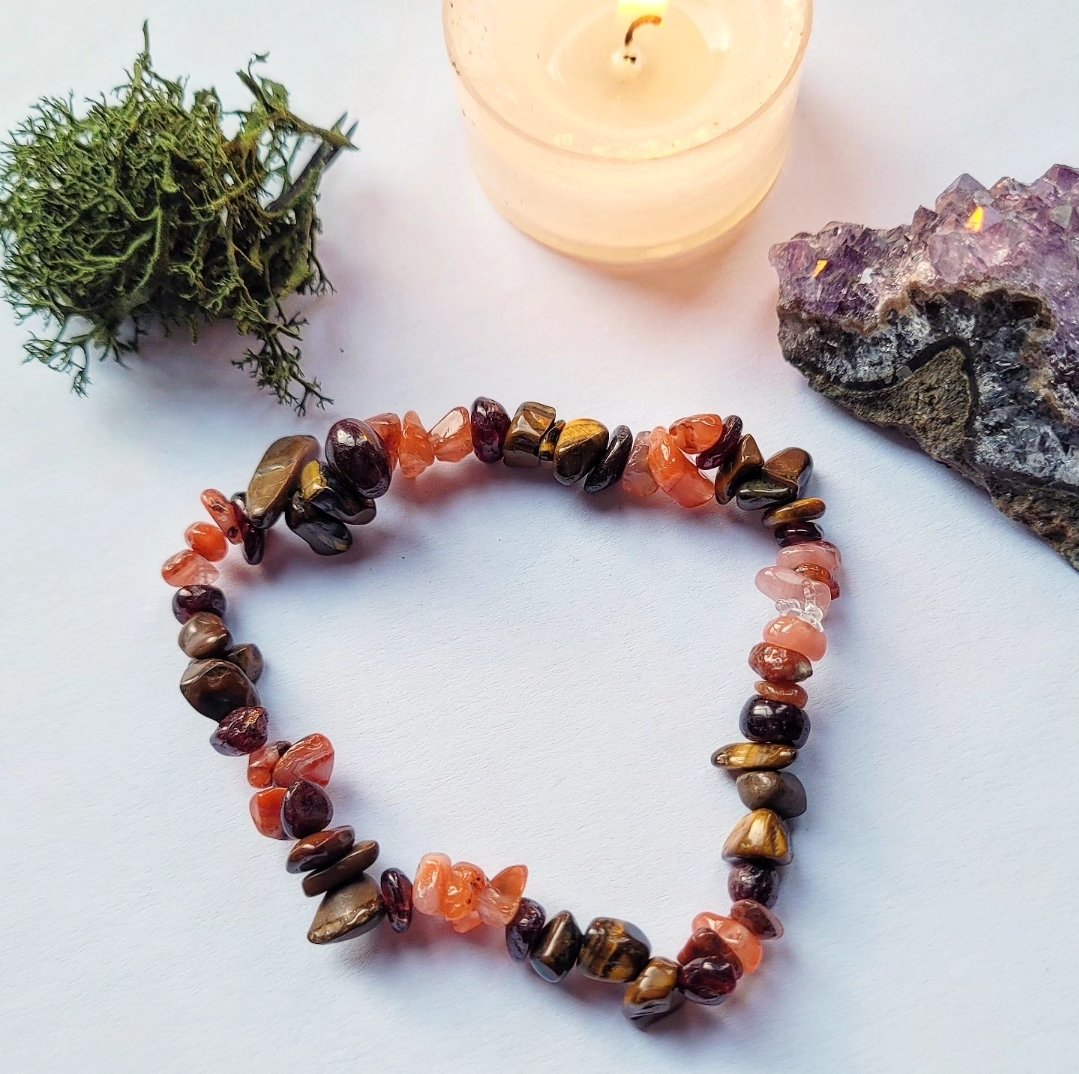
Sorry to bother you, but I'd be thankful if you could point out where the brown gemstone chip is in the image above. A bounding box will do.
[763,497,827,528]
[578,917,651,982]
[180,659,259,722]
[528,910,582,982]
[503,402,557,469]
[729,899,784,940]
[553,419,610,485]
[676,928,743,976]
[762,447,813,497]
[223,643,264,684]
[211,706,269,756]
[537,419,565,463]
[280,780,333,839]
[679,957,739,1005]
[307,874,385,944]
[722,808,793,866]
[246,435,320,530]
[286,826,356,874]
[622,957,685,1029]
[302,840,380,897]
[178,613,232,659]
[711,742,798,771]
[736,770,808,818]
[749,642,813,683]
[714,434,764,504]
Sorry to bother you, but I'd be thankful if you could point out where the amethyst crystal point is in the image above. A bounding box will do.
[771,166,1079,570]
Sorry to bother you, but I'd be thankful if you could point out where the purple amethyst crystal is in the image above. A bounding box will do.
[771,165,1079,570]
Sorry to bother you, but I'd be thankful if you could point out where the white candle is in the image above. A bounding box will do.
[444,0,813,264]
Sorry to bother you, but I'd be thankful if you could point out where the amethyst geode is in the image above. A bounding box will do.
[771,165,1079,570]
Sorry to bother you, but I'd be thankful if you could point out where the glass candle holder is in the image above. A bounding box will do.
[444,0,813,265]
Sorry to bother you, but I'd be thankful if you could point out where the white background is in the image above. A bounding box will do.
[1,2,1077,1072]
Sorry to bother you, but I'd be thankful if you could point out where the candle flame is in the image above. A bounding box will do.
[965,206,986,233]
[812,259,829,279]
[618,0,669,19]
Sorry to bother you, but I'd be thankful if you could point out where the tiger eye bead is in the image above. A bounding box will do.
[471,397,512,463]
[711,742,798,771]
[178,612,232,659]
[714,434,764,504]
[180,659,259,721]
[537,420,565,463]
[299,461,376,525]
[763,448,813,497]
[736,770,808,818]
[285,492,353,556]
[286,826,355,874]
[696,415,743,470]
[553,419,609,485]
[739,696,811,749]
[584,425,633,493]
[749,642,813,683]
[528,910,582,982]
[224,643,264,684]
[578,917,651,982]
[504,402,557,468]
[622,957,685,1028]
[735,476,799,512]
[764,497,826,528]
[246,435,320,530]
[172,584,227,624]
[728,862,781,908]
[722,809,793,866]
[306,874,385,944]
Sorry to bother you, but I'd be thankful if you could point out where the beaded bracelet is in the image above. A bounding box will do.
[161,399,841,1029]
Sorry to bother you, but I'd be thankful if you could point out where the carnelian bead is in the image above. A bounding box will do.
[249,787,289,839]
[184,522,228,562]
[622,432,658,499]
[413,853,452,916]
[452,912,484,934]
[749,642,812,683]
[428,406,473,462]
[272,734,334,788]
[691,913,764,974]
[366,413,403,471]
[161,550,219,588]
[755,566,831,614]
[648,427,715,509]
[441,862,487,921]
[793,562,841,599]
[247,740,291,788]
[477,865,529,926]
[755,681,809,708]
[201,489,242,544]
[778,542,842,576]
[399,411,435,479]
[764,615,827,661]
[669,414,724,453]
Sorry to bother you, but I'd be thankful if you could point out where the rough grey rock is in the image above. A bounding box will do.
[770,166,1079,570]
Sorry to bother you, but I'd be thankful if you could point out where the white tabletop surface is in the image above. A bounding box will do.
[2,2,1077,1072]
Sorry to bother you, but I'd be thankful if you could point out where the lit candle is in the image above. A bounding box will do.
[444,0,813,264]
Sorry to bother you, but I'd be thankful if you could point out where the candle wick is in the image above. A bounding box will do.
[624,14,662,49]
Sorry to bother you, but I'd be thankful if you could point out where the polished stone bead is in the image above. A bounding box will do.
[184,521,228,563]
[578,917,651,982]
[776,521,825,546]
[307,874,385,944]
[299,461,376,525]
[765,615,827,661]
[755,565,832,614]
[223,643,264,684]
[730,899,784,940]
[537,419,565,463]
[755,680,809,708]
[247,740,290,788]
[529,910,582,983]
[161,550,219,588]
[506,898,546,960]
[736,475,800,511]
[763,448,813,497]
[728,862,781,908]
[503,402,557,468]
[286,826,355,874]
[273,734,334,788]
[736,770,808,818]
[210,706,268,756]
[366,413,403,472]
[691,913,764,973]
[778,541,843,576]
[413,852,452,915]
[722,809,793,865]
[229,492,265,566]
[441,862,487,921]
[302,840,380,897]
[178,612,232,659]
[714,434,764,504]
[471,397,512,463]
[764,497,826,528]
[281,779,333,839]
[399,410,436,479]
[429,406,474,463]
[326,418,393,499]
[696,415,743,470]
[711,742,797,771]
[648,427,715,508]
[793,562,842,599]
[285,492,353,556]
[678,958,738,1005]
[676,928,742,976]
[172,584,227,624]
[380,868,414,933]
[180,658,259,721]
[201,488,243,544]
[584,425,633,493]
[622,957,685,1028]
[739,696,811,749]
[477,864,528,927]
[249,787,289,839]
[553,419,610,485]
[669,414,724,453]
[622,431,659,498]
[749,642,813,683]
[246,435,320,529]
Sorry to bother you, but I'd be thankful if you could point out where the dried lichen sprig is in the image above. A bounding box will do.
[0,25,354,412]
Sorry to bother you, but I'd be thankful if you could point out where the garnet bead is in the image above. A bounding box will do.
[739,696,811,749]
[280,779,334,839]
[676,928,743,977]
[775,521,824,546]
[696,415,743,470]
[380,868,414,933]
[471,397,511,463]
[325,418,393,499]
[172,584,227,624]
[211,706,269,756]
[730,899,784,940]
[728,862,781,908]
[584,424,633,493]
[678,958,738,1005]
[506,898,546,961]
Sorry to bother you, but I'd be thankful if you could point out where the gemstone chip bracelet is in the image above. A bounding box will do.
[161,399,841,1029]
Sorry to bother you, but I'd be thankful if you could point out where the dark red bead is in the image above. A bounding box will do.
[676,928,743,977]
[172,584,227,624]
[583,424,633,493]
[380,868,414,934]
[506,897,546,961]
[696,415,743,470]
[231,493,265,565]
[211,706,269,755]
[728,862,780,908]
[326,419,393,499]
[678,958,739,1005]
[775,521,824,547]
[729,899,784,940]
[739,696,811,749]
[280,779,333,839]
[471,397,511,464]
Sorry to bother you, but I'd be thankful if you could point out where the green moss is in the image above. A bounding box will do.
[0,25,353,412]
